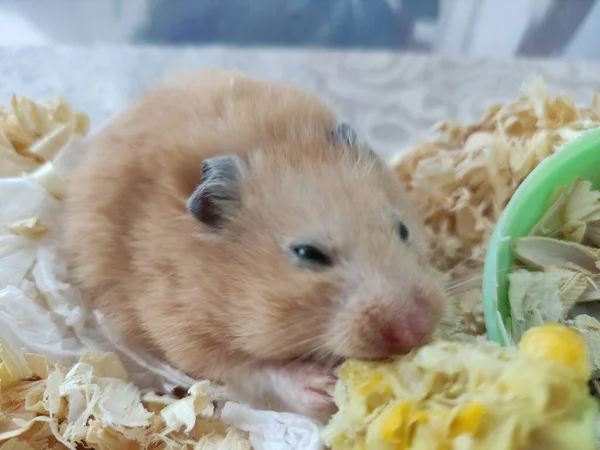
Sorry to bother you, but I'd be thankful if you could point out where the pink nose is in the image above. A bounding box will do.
[380,312,434,355]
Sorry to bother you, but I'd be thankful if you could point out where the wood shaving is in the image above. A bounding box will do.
[513,236,600,274]
[0,94,88,238]
[27,162,66,200]
[568,314,600,379]
[508,269,588,341]
[0,340,250,449]
[6,217,50,240]
[0,94,88,179]
[393,77,600,335]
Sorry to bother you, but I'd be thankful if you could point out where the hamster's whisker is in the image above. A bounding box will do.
[326,334,352,370]
[298,335,349,371]
[260,333,327,358]
[237,316,331,345]
[279,337,338,364]
[444,276,482,297]
[238,322,325,341]
[299,345,331,365]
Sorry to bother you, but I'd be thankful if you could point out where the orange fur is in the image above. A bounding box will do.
[64,69,446,417]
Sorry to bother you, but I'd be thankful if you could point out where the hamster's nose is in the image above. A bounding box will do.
[379,291,438,355]
[380,316,433,355]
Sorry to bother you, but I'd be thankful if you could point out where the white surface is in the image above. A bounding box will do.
[0,5,51,45]
[435,0,481,56]
[7,0,148,44]
[564,0,600,60]
[435,0,553,58]
[466,0,537,58]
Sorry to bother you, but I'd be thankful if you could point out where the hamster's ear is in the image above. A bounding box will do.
[187,155,246,229]
[332,122,380,162]
[332,122,359,148]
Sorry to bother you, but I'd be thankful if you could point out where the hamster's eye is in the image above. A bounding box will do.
[397,221,410,242]
[291,244,333,268]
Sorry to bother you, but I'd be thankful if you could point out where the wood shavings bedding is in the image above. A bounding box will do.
[393,77,600,336]
[0,340,250,449]
[0,94,88,181]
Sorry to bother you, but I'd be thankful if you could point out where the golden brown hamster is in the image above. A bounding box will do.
[64,69,447,420]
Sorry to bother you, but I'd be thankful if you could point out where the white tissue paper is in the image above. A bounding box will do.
[0,137,324,450]
[221,404,323,450]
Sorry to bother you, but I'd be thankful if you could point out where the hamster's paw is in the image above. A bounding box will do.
[270,363,337,419]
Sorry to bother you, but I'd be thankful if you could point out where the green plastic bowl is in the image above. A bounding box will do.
[483,127,600,346]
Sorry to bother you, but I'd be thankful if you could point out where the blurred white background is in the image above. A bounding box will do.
[0,0,599,60]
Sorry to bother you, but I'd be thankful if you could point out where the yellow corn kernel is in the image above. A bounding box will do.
[380,401,413,441]
[437,441,453,450]
[519,322,591,382]
[357,373,392,396]
[411,411,429,424]
[449,402,486,437]
[379,401,430,446]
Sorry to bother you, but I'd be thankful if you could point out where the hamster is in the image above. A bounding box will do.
[64,69,447,420]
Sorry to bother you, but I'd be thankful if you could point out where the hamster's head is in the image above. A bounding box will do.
[187,123,447,367]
